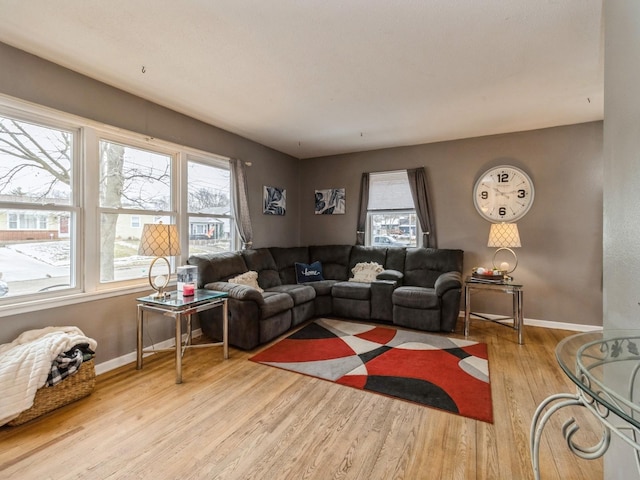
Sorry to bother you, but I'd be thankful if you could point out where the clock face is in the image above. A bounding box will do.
[473,165,534,222]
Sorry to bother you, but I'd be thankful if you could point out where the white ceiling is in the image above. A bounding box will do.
[0,0,604,159]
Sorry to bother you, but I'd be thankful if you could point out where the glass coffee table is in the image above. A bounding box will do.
[136,289,228,384]
[530,330,640,479]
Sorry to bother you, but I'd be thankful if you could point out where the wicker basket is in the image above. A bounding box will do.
[7,358,96,426]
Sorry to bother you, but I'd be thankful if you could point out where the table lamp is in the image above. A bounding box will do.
[487,222,521,275]
[138,223,181,298]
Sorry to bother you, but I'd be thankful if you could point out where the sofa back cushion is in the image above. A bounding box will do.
[309,245,352,281]
[403,248,464,288]
[348,246,387,278]
[385,247,407,272]
[270,246,310,285]
[187,251,248,286]
[241,248,281,289]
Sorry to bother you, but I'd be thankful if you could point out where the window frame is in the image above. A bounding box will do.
[0,94,234,317]
[0,103,83,304]
[184,154,236,256]
[365,170,421,248]
[95,133,178,289]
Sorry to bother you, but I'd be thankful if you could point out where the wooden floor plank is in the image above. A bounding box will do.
[0,318,604,479]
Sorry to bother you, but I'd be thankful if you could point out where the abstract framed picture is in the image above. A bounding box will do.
[315,188,345,215]
[263,186,286,215]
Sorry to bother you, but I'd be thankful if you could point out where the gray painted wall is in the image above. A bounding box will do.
[603,2,640,478]
[300,122,603,328]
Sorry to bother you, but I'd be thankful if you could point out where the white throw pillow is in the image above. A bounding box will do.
[228,271,264,292]
[349,262,384,283]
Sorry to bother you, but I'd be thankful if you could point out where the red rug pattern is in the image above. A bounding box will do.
[250,318,493,423]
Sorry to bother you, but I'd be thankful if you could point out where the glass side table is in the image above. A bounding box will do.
[530,330,640,479]
[463,276,524,344]
[136,289,228,384]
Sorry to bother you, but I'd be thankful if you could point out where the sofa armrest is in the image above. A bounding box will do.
[377,269,404,284]
[204,281,265,305]
[434,271,462,297]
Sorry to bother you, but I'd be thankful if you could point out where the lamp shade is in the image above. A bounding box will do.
[138,223,181,257]
[487,223,521,248]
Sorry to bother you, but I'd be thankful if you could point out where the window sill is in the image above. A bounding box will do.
[0,283,161,318]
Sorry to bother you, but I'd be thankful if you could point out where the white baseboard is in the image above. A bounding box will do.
[522,318,602,332]
[461,310,602,333]
[94,328,203,376]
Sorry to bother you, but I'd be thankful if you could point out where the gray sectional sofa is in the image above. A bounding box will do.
[187,245,463,350]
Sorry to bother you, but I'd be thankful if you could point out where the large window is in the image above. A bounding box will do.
[187,158,233,255]
[0,113,79,298]
[367,171,419,247]
[98,139,174,283]
[0,98,236,310]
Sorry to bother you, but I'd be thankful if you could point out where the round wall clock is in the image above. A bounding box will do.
[473,165,534,222]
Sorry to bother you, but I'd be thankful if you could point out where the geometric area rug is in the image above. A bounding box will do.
[249,318,493,423]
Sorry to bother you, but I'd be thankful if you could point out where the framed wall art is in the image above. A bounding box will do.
[315,188,345,215]
[263,186,286,215]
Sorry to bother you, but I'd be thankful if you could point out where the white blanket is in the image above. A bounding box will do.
[0,326,97,426]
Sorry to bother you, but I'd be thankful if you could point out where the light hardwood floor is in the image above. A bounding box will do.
[0,318,605,479]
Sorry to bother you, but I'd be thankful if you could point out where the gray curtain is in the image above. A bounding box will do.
[230,158,253,249]
[356,172,370,245]
[407,167,436,248]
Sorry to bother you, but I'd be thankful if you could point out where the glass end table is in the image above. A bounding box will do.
[463,276,524,344]
[136,289,229,384]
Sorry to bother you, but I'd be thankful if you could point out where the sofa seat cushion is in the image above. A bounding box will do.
[260,291,294,319]
[266,284,316,305]
[393,286,439,309]
[332,281,371,301]
[307,279,337,296]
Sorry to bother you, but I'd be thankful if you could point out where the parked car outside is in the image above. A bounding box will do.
[372,235,408,247]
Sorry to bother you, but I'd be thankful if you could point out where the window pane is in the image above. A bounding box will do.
[100,213,171,282]
[188,216,232,254]
[99,141,171,210]
[187,161,231,214]
[370,212,418,247]
[0,209,74,297]
[0,116,72,205]
[368,171,413,210]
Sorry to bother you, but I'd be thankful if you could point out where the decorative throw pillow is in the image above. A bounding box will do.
[349,262,384,283]
[228,270,263,292]
[295,261,324,283]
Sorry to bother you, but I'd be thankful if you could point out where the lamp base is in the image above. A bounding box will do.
[148,257,171,298]
[492,247,518,275]
[150,290,170,299]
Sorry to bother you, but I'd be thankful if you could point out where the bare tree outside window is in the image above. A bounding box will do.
[0,116,176,294]
[0,116,75,296]
[0,118,72,202]
[98,140,172,283]
[0,109,235,300]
